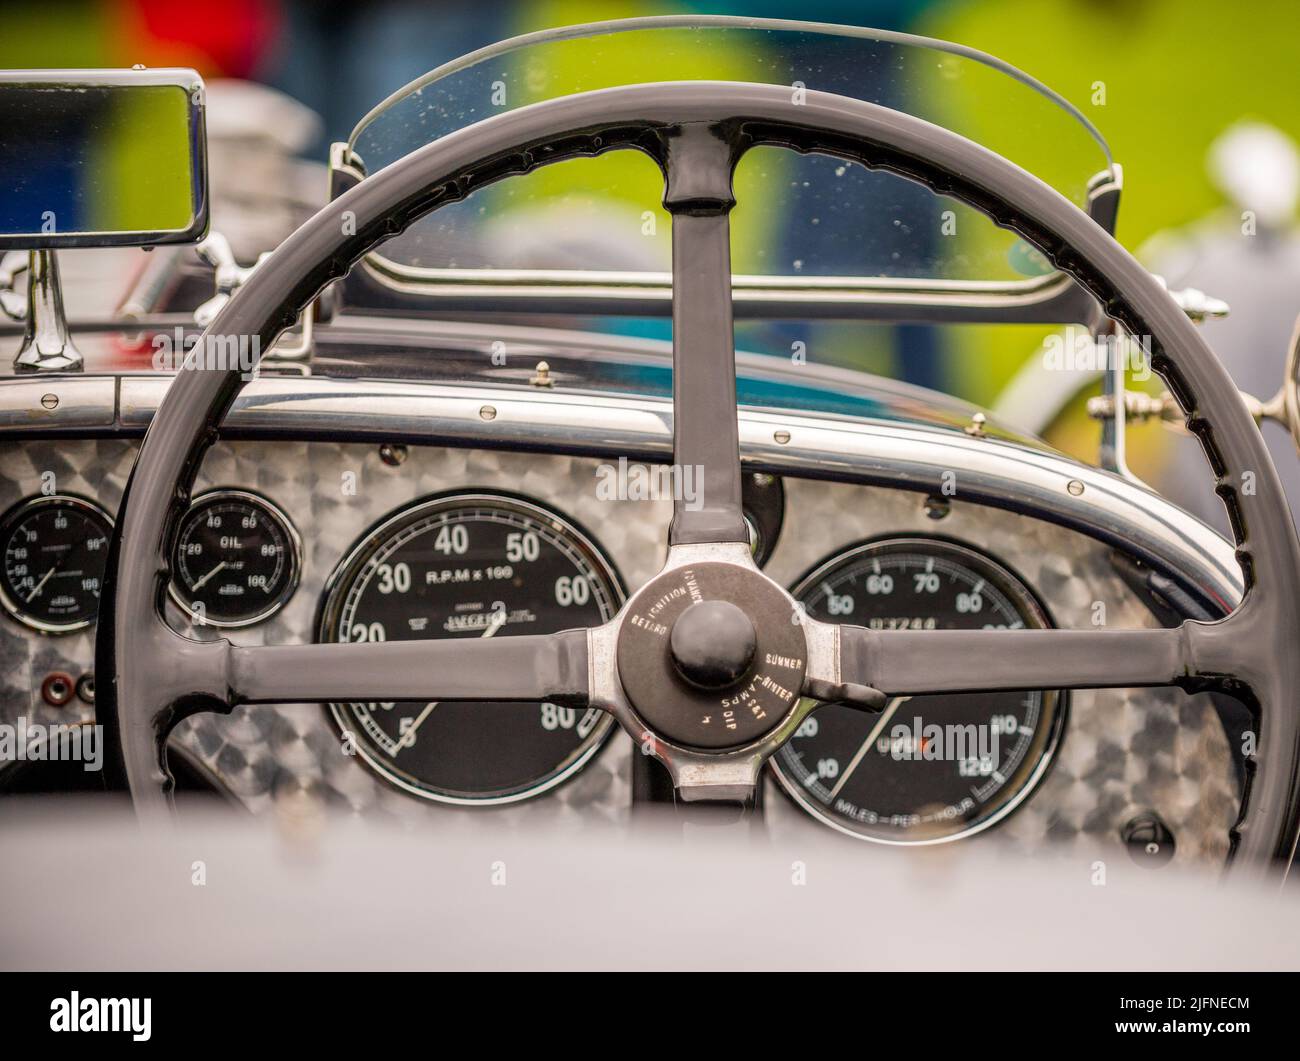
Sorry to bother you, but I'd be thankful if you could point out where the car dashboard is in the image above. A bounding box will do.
[0,355,1246,868]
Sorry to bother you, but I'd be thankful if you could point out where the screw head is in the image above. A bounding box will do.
[773,429,791,445]
[40,393,58,410]
[479,405,497,421]
[1067,479,1085,496]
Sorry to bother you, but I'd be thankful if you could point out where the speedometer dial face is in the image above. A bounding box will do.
[170,490,301,627]
[320,493,623,804]
[772,537,1065,844]
[0,495,113,633]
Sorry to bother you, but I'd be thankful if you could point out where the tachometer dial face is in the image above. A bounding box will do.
[0,496,113,633]
[319,493,623,805]
[772,537,1064,844]
[171,491,301,627]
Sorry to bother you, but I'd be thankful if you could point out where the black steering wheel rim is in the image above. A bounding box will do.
[96,80,1300,872]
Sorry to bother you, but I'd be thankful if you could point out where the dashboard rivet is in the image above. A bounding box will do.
[479,405,497,421]
[40,393,58,410]
[378,443,407,467]
[965,412,987,437]
[774,429,791,445]
[529,360,554,387]
[1067,479,1085,496]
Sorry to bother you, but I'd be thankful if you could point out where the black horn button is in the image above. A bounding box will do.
[670,599,757,689]
[616,562,808,749]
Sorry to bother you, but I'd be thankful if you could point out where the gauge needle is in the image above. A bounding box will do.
[25,566,56,603]
[388,613,504,757]
[190,561,228,592]
[827,696,912,801]
[391,701,438,755]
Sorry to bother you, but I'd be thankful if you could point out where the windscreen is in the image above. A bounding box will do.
[346,17,1114,284]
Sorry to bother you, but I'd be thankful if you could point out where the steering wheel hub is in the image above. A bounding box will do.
[669,599,758,689]
[615,561,808,749]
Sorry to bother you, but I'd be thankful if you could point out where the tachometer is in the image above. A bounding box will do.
[772,537,1064,843]
[319,493,623,804]
[0,495,113,633]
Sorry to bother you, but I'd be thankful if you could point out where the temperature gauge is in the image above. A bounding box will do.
[0,495,113,633]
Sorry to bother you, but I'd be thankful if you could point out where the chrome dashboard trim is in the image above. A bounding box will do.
[0,377,117,429]
[0,373,1243,611]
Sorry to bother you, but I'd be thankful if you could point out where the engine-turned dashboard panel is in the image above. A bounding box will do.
[0,437,1238,866]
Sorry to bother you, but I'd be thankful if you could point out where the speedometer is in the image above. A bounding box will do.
[319,493,623,804]
[772,537,1065,843]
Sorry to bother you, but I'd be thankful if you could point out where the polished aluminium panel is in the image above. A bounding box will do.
[0,430,1238,863]
[0,373,1243,861]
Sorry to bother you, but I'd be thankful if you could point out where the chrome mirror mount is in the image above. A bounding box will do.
[9,249,83,374]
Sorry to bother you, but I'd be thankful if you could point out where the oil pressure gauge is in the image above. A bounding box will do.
[170,490,300,627]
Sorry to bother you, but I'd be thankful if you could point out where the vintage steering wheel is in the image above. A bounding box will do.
[97,82,1300,873]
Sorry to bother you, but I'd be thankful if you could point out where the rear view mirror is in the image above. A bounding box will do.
[0,69,208,249]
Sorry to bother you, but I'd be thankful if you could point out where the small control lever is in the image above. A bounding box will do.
[194,232,272,327]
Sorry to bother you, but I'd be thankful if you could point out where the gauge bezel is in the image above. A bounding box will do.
[772,534,1068,846]
[0,494,115,635]
[169,488,302,629]
[317,490,626,807]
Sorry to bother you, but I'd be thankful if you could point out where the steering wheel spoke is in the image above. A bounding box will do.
[661,124,748,547]
[804,615,1254,700]
[224,629,592,706]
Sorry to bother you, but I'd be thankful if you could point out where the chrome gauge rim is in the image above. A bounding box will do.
[772,535,1067,845]
[318,491,624,806]
[168,489,303,629]
[0,494,114,634]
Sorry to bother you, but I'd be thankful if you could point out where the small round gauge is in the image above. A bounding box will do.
[319,493,624,805]
[772,537,1065,844]
[0,495,113,633]
[170,490,300,627]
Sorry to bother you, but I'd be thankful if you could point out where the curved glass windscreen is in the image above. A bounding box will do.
[347,17,1115,284]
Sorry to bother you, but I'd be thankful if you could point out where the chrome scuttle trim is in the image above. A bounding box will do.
[0,373,1242,604]
[71,374,1237,608]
